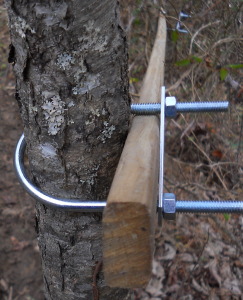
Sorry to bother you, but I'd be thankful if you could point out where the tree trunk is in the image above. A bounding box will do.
[6,0,130,299]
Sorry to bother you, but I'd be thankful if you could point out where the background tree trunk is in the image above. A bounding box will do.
[5,0,130,299]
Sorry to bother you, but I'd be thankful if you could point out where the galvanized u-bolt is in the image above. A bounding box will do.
[14,89,241,219]
[14,134,106,212]
[15,135,243,216]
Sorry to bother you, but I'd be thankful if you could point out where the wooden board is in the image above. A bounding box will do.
[102,14,167,288]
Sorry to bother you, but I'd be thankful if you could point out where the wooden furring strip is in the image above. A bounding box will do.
[102,14,167,288]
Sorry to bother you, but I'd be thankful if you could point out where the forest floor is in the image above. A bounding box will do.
[0,1,243,300]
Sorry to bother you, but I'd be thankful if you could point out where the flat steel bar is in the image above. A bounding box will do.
[158,87,166,218]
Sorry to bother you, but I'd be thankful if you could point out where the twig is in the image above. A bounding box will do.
[166,153,202,168]
[144,13,150,66]
[209,161,243,168]
[196,0,223,19]
[130,92,140,98]
[165,0,179,16]
[179,116,229,191]
[165,34,242,93]
[8,286,13,300]
[175,229,210,299]
[166,66,195,93]
[192,229,210,273]
[190,134,228,190]
[125,0,145,34]
[92,260,103,300]
[125,15,135,34]
[164,176,199,198]
[164,175,217,193]
[180,120,195,140]
[237,114,243,163]
[210,37,243,51]
[189,20,221,55]
[172,117,230,191]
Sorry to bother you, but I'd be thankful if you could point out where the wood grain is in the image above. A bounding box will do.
[102,14,167,288]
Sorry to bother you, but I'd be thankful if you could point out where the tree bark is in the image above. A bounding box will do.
[6,0,130,299]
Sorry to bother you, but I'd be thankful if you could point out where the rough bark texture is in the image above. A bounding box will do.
[6,0,130,299]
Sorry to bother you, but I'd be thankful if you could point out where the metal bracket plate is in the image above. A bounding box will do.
[158,86,165,224]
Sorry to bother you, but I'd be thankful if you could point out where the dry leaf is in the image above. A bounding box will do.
[177,253,195,263]
[223,279,241,295]
[160,243,176,261]
[192,278,209,296]
[205,259,222,287]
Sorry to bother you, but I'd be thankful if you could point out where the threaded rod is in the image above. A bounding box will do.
[130,101,229,115]
[176,200,243,214]
[176,101,229,113]
[131,103,161,115]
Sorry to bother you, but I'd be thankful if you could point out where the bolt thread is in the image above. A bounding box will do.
[131,103,160,115]
[176,200,243,214]
[176,101,229,113]
[131,101,229,115]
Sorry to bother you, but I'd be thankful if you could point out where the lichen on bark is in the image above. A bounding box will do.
[5,0,131,299]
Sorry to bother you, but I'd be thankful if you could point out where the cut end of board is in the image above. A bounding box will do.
[102,202,155,288]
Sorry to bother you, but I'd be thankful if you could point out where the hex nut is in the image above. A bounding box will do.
[163,193,176,220]
[165,96,177,118]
